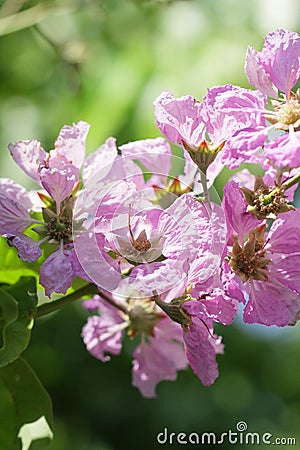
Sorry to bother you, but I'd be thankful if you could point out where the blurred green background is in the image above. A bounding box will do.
[1,0,300,449]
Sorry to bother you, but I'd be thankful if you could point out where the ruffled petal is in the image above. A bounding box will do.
[244,46,278,98]
[272,253,300,295]
[82,137,118,184]
[0,178,32,210]
[82,298,124,362]
[53,121,90,169]
[8,140,46,184]
[264,131,300,169]
[222,179,262,243]
[73,231,122,292]
[201,84,267,144]
[183,317,220,386]
[154,91,204,148]
[222,127,268,169]
[132,318,186,397]
[128,262,187,297]
[40,156,79,211]
[243,279,292,326]
[268,209,300,254]
[6,233,42,262]
[259,29,300,96]
[40,247,76,297]
[0,193,32,234]
[120,137,172,176]
[183,290,237,326]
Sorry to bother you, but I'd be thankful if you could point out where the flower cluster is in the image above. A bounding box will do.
[1,29,300,397]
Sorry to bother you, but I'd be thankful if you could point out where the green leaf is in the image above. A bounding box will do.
[0,277,38,367]
[0,358,54,450]
[4,277,38,317]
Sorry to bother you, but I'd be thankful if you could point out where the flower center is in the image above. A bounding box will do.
[131,230,151,252]
[127,299,163,337]
[277,99,300,126]
[252,186,288,218]
[229,225,271,283]
[240,175,295,220]
[47,217,72,243]
[128,206,151,253]
[266,90,300,131]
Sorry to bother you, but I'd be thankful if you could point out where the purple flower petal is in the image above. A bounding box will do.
[222,179,262,243]
[82,137,118,184]
[6,233,42,262]
[245,46,278,98]
[52,121,90,169]
[154,91,204,148]
[183,317,220,386]
[267,209,300,254]
[8,140,46,184]
[201,84,267,144]
[243,279,292,327]
[0,178,32,210]
[120,137,172,176]
[264,131,300,169]
[132,317,186,397]
[272,253,300,295]
[259,29,300,97]
[82,297,124,362]
[222,127,268,169]
[0,193,32,234]
[40,156,79,211]
[73,231,122,292]
[183,290,237,326]
[40,247,77,297]
[129,262,187,297]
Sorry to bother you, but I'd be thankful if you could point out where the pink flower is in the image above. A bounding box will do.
[9,121,89,213]
[201,30,300,171]
[82,295,125,362]
[245,29,300,98]
[149,203,238,387]
[154,87,267,174]
[76,173,213,296]
[120,137,172,177]
[81,287,187,397]
[223,179,300,326]
[202,84,268,169]
[39,244,78,297]
[1,122,90,296]
[226,29,300,170]
[154,91,204,148]
[132,317,187,397]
